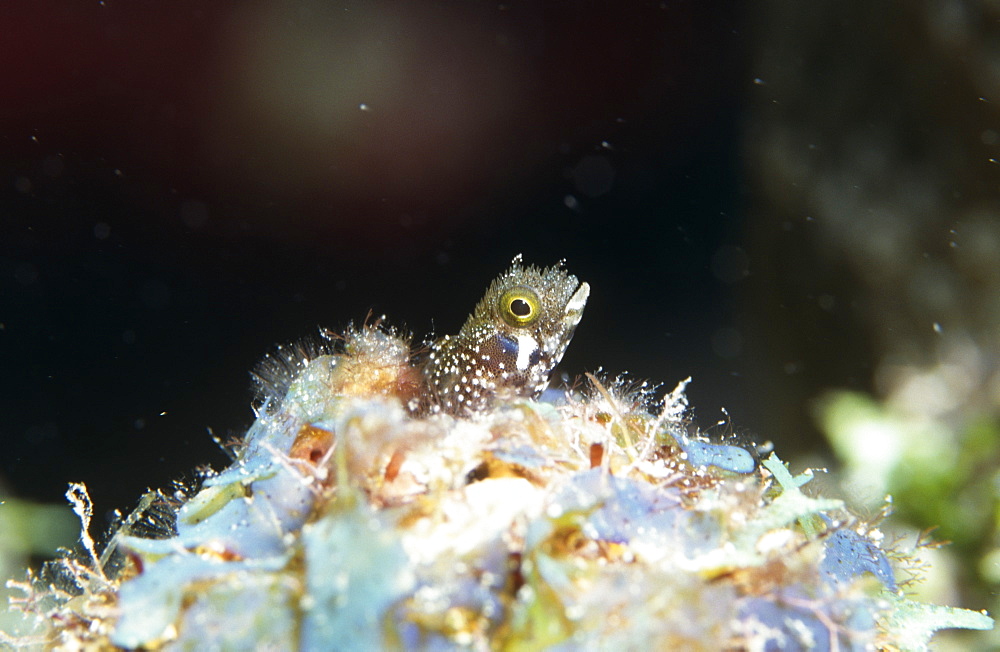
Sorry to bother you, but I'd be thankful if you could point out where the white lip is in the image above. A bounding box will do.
[564,282,590,325]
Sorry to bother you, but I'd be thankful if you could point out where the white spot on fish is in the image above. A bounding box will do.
[515,333,538,371]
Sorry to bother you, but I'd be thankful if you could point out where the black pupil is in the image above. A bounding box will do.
[510,298,532,317]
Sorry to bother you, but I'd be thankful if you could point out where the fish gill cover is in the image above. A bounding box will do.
[2,258,993,651]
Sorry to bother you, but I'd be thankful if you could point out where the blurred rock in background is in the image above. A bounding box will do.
[746,1,1000,647]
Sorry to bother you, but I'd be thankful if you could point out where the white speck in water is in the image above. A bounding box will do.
[932,322,942,334]
[359,103,369,111]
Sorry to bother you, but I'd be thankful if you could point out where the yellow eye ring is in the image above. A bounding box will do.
[498,287,541,327]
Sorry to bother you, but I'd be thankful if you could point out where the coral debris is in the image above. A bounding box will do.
[4,262,993,650]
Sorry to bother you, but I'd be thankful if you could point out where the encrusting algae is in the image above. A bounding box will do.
[3,256,994,650]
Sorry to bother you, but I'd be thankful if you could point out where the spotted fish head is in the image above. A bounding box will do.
[425,255,589,413]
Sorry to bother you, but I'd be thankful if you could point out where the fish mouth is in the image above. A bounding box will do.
[542,280,589,363]
[563,281,590,327]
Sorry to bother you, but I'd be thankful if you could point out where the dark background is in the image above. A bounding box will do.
[2,2,863,521]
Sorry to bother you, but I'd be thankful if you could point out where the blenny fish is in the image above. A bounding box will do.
[424,255,590,413]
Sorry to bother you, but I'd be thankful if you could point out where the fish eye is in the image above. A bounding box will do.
[498,287,541,327]
[510,298,531,317]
